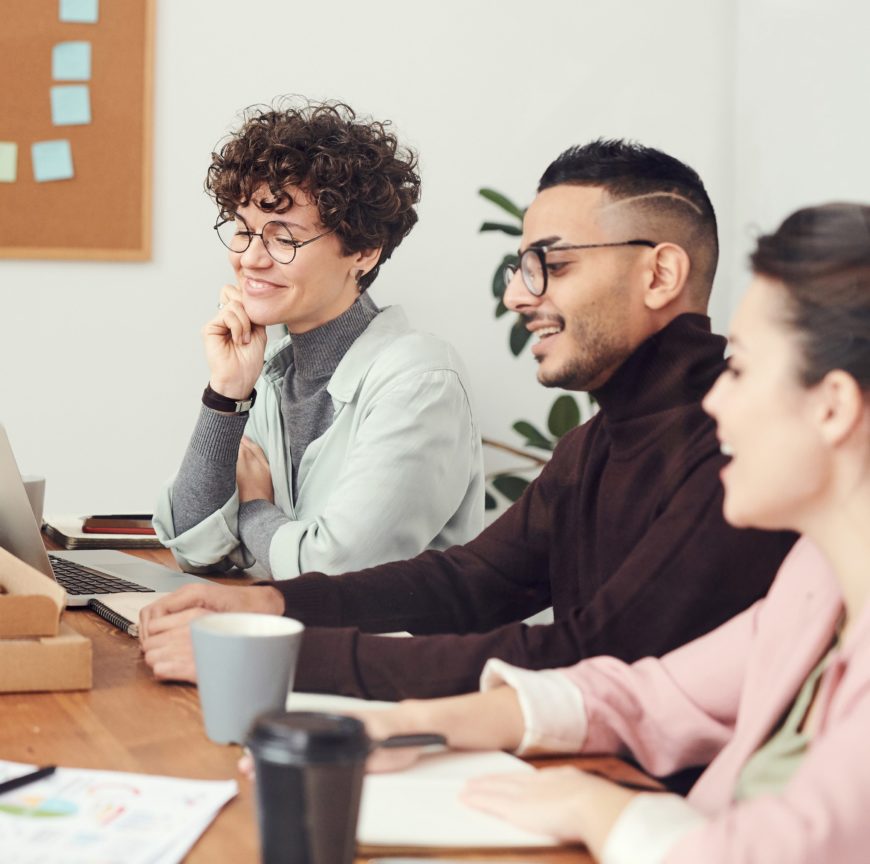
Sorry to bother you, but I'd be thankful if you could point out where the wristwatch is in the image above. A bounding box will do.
[201,383,257,414]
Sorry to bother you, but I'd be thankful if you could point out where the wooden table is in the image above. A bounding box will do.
[3,545,657,862]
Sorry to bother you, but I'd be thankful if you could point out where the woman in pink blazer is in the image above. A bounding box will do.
[363,202,870,863]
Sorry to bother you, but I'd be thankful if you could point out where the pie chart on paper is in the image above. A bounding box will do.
[0,795,78,818]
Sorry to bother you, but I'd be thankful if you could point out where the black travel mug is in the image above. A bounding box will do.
[246,711,370,864]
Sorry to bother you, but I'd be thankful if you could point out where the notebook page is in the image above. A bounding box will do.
[358,750,557,849]
[284,693,557,849]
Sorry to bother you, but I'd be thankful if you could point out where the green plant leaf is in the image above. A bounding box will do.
[484,491,498,510]
[492,474,531,501]
[494,298,508,317]
[478,188,525,220]
[492,267,505,300]
[509,316,532,356]
[512,420,554,451]
[480,221,522,236]
[547,394,582,437]
[491,253,517,300]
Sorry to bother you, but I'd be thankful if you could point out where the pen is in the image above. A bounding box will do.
[376,733,446,750]
[0,765,56,796]
[582,767,667,793]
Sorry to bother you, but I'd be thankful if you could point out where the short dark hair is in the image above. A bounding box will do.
[206,98,421,290]
[751,202,870,389]
[539,138,719,297]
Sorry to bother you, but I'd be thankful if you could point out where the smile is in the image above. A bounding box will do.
[536,326,562,341]
[244,276,284,295]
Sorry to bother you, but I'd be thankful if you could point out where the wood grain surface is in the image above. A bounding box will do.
[1,543,659,862]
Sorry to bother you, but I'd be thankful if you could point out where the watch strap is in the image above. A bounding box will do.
[202,383,256,414]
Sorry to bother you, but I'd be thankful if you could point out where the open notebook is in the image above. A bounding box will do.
[285,692,558,852]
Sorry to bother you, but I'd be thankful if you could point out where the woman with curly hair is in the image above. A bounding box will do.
[151,99,483,590]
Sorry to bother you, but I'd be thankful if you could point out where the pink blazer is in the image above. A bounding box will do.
[563,537,870,862]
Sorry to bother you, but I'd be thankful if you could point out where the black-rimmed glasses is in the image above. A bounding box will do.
[214,214,332,265]
[503,240,657,297]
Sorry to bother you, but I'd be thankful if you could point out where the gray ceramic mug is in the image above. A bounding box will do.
[21,475,45,527]
[190,613,304,745]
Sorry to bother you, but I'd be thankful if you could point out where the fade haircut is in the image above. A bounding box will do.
[539,139,719,302]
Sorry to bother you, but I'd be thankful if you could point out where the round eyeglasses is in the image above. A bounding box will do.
[214,214,333,265]
[503,240,657,297]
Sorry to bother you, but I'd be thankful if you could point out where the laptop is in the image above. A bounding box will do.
[0,423,216,607]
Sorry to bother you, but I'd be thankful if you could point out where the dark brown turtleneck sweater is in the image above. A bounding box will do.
[269,313,796,699]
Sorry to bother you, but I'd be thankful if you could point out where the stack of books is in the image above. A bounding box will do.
[42,515,163,550]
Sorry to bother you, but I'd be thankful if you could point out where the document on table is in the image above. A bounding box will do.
[285,691,558,851]
[286,690,398,712]
[359,749,557,851]
[0,760,237,864]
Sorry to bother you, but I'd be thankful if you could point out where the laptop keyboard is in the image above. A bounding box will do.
[49,556,155,595]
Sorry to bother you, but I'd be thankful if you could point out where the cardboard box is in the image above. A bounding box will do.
[0,622,93,692]
[0,547,64,637]
[0,546,92,692]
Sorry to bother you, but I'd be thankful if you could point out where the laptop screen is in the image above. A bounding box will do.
[0,424,58,581]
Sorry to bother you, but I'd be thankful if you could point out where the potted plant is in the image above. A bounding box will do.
[479,188,589,510]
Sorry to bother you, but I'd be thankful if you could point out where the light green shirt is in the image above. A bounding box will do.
[733,641,836,801]
[154,306,484,580]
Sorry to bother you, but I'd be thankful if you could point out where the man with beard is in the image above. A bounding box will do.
[140,139,796,699]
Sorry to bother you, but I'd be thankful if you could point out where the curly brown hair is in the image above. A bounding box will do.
[206,98,421,289]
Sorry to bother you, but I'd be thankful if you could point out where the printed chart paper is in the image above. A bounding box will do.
[0,760,236,864]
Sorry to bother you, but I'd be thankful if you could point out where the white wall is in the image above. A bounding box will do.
[730,0,870,321]
[3,0,865,515]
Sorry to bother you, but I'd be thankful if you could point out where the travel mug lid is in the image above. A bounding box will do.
[246,711,370,764]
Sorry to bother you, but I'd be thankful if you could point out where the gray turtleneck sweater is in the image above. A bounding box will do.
[170,294,379,572]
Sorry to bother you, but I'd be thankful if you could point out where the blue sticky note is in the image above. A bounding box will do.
[32,140,75,182]
[52,42,92,80]
[59,0,99,23]
[0,142,17,183]
[51,85,91,126]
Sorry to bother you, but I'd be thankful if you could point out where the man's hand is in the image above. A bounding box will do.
[139,583,284,681]
[237,437,274,503]
[204,283,268,400]
[139,606,212,682]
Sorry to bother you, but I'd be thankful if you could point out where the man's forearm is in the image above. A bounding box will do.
[292,619,577,700]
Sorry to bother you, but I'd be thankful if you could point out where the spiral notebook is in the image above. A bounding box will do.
[87,592,168,637]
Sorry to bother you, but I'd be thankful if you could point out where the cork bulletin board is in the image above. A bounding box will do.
[0,0,154,260]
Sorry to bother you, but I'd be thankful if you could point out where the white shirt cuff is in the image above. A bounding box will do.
[602,792,706,864]
[480,659,588,755]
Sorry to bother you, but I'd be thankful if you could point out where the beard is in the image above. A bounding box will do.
[535,311,633,391]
